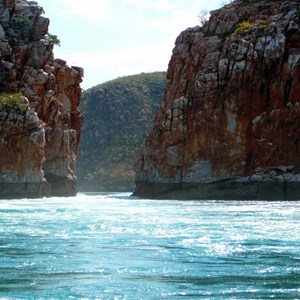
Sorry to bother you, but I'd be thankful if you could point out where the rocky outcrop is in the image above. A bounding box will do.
[0,0,83,198]
[134,0,300,200]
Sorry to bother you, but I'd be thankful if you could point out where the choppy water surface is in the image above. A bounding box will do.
[0,193,300,299]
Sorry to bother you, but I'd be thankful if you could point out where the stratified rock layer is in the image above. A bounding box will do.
[0,0,83,198]
[134,0,300,200]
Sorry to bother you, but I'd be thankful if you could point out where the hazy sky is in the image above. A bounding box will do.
[37,0,223,89]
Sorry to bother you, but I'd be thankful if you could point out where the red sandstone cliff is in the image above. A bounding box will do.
[0,0,83,198]
[134,0,300,200]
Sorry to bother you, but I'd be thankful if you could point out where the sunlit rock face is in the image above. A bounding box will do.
[0,0,83,198]
[134,0,300,200]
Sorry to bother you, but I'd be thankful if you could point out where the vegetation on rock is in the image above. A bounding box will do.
[77,72,167,191]
[234,21,253,35]
[0,93,27,111]
[45,33,61,47]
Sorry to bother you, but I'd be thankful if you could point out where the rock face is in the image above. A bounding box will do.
[134,0,300,200]
[0,0,83,198]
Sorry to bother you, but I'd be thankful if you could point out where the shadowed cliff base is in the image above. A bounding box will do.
[0,182,50,199]
[133,181,300,200]
[0,176,77,199]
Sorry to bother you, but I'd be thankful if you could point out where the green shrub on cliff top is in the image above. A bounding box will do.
[45,33,61,47]
[0,93,27,111]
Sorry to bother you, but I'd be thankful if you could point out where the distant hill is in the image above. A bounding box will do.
[77,72,168,191]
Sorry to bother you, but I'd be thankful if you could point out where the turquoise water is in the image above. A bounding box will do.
[0,193,300,299]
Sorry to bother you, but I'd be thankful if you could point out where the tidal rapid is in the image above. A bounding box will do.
[1,193,300,298]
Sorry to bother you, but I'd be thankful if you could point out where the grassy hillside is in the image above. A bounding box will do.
[77,72,167,191]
